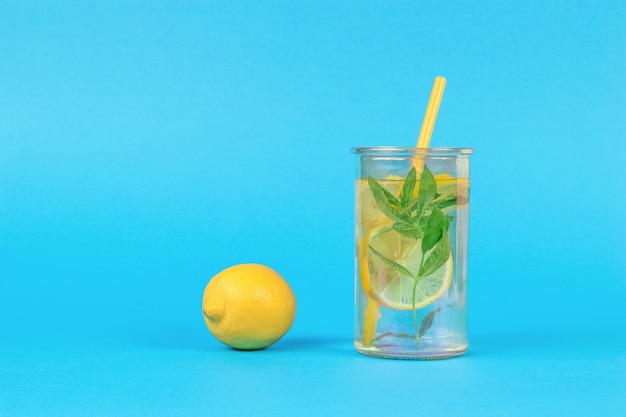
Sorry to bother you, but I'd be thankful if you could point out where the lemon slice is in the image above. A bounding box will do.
[365,225,453,310]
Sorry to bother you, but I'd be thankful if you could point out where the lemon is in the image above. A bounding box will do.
[364,226,452,310]
[202,264,296,350]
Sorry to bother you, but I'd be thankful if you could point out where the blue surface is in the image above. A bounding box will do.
[1,1,625,415]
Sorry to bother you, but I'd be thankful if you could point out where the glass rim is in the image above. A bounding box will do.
[352,147,474,155]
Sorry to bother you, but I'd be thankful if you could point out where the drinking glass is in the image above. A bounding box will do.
[353,147,473,359]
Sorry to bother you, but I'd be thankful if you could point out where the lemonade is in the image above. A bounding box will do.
[353,148,473,359]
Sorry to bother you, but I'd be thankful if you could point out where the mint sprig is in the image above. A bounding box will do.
[367,166,453,263]
[366,165,457,344]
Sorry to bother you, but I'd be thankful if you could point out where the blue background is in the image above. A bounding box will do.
[1,1,625,415]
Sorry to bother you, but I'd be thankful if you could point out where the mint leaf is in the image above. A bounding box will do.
[419,228,450,277]
[380,185,402,208]
[416,165,436,217]
[419,307,443,338]
[433,193,458,211]
[421,208,450,253]
[393,221,423,240]
[367,176,406,223]
[400,167,417,207]
[368,245,415,279]
[421,224,443,254]
[406,198,420,215]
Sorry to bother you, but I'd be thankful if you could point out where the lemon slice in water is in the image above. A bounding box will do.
[365,225,453,310]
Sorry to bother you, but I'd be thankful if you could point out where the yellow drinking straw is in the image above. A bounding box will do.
[361,76,447,347]
[413,76,447,171]
[417,76,447,149]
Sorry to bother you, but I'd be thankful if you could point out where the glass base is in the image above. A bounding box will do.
[354,336,468,360]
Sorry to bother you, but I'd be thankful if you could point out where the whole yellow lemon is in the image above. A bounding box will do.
[202,263,296,350]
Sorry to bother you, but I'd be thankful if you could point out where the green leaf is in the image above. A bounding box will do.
[417,165,436,217]
[421,224,442,254]
[400,167,417,207]
[421,208,450,253]
[368,245,415,279]
[417,211,431,229]
[433,193,458,211]
[381,185,402,208]
[419,307,443,338]
[406,198,420,215]
[393,221,423,240]
[367,176,406,223]
[419,228,451,277]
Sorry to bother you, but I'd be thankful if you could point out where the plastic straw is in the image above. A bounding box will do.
[417,76,447,148]
[362,76,447,347]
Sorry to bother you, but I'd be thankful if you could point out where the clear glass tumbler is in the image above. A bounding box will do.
[353,147,473,359]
